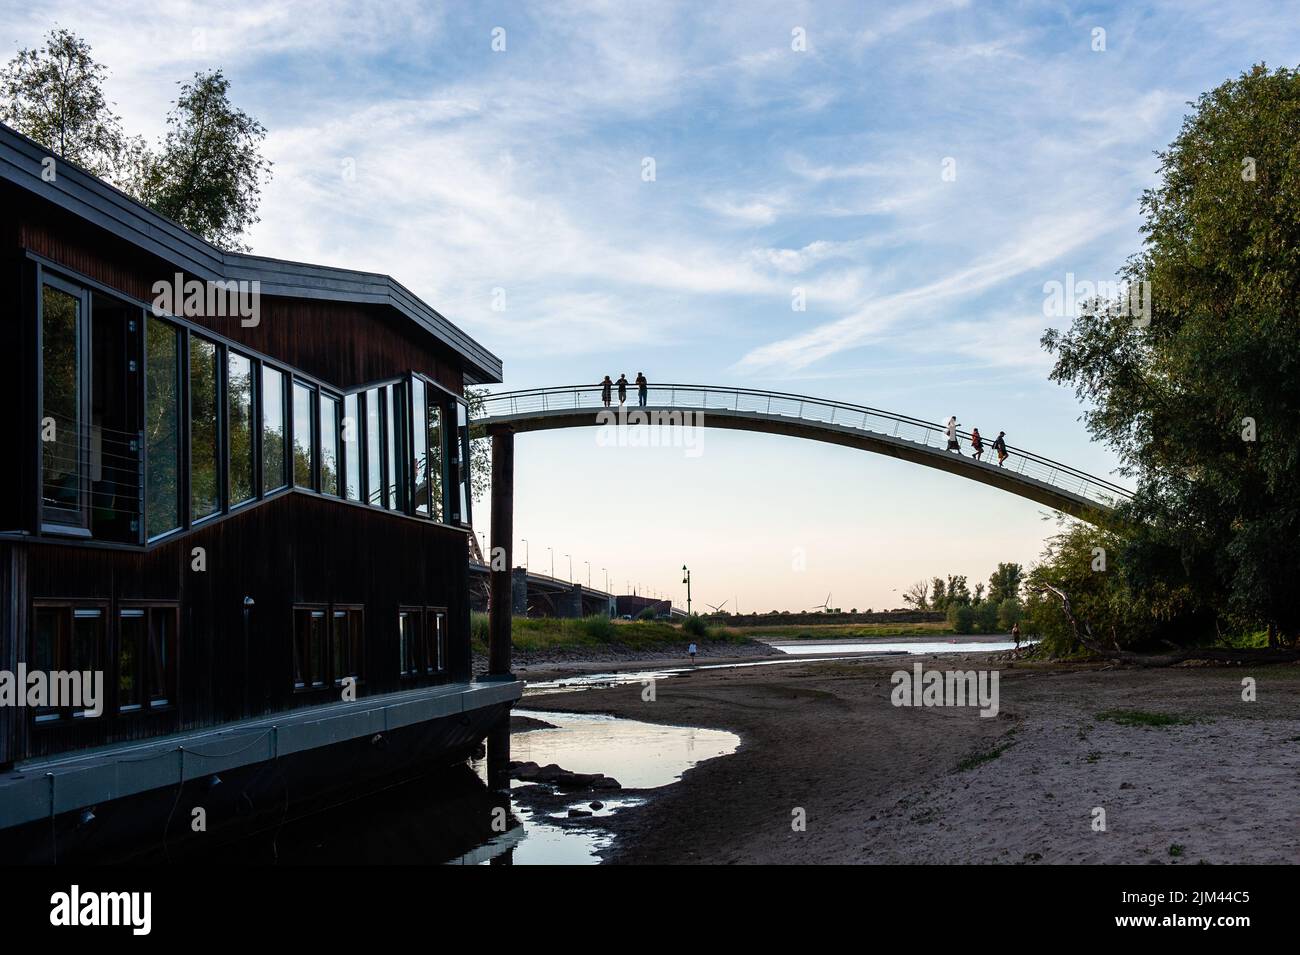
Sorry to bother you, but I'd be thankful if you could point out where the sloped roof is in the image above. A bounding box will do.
[0,122,502,383]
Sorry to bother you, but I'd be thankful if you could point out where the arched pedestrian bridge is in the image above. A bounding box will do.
[474,383,1130,520]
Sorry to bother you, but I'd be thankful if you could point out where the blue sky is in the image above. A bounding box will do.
[5,1,1297,609]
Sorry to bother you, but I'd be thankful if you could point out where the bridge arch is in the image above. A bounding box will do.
[473,383,1130,520]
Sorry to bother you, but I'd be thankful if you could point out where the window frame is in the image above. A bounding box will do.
[38,275,93,535]
[29,600,110,723]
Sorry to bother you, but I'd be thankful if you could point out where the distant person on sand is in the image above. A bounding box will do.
[971,427,984,461]
[1012,622,1021,650]
[688,641,698,664]
[946,416,961,454]
[636,371,648,407]
[993,431,1008,467]
[617,373,628,405]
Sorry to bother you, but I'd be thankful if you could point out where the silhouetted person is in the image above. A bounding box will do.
[1012,622,1022,650]
[993,431,1008,467]
[971,427,984,461]
[636,372,647,407]
[946,416,961,454]
[601,375,613,407]
[617,373,628,405]
[688,641,698,664]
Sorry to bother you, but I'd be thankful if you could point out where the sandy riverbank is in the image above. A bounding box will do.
[519,652,1300,864]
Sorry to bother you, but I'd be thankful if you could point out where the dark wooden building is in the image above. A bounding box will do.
[0,123,519,856]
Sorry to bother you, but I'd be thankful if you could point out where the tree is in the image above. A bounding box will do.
[996,598,1021,631]
[987,562,1024,604]
[930,577,947,610]
[137,70,271,251]
[465,387,493,505]
[946,575,971,606]
[973,582,986,602]
[0,28,125,179]
[902,579,930,610]
[947,602,975,634]
[1042,64,1300,648]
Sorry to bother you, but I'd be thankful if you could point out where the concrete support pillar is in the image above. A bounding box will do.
[511,568,528,615]
[557,584,583,619]
[489,428,514,677]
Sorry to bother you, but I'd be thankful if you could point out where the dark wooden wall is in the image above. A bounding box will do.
[19,493,470,760]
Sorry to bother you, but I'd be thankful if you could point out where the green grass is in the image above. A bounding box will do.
[727,621,954,640]
[1095,708,1198,728]
[956,741,1011,772]
[470,613,752,653]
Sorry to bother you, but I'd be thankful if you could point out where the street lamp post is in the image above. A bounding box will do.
[585,561,590,588]
[564,554,572,583]
[682,565,691,616]
[548,547,553,580]
[521,538,529,572]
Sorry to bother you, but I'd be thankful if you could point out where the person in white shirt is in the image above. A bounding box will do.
[946,416,962,454]
[687,642,698,663]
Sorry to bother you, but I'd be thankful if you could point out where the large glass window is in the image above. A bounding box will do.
[411,379,428,517]
[145,317,182,538]
[455,401,470,524]
[384,386,400,510]
[262,365,287,491]
[342,393,360,501]
[320,395,340,497]
[331,606,363,683]
[292,380,315,489]
[32,605,104,720]
[425,609,447,673]
[227,352,255,506]
[427,401,444,522]
[121,607,178,712]
[399,608,423,676]
[293,607,327,690]
[365,388,382,507]
[41,283,85,526]
[189,336,220,521]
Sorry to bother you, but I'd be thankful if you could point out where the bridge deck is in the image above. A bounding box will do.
[473,383,1131,520]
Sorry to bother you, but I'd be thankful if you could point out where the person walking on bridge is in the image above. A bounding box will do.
[946,416,962,454]
[601,375,613,407]
[617,373,628,406]
[993,431,1008,467]
[636,372,648,407]
[970,427,985,461]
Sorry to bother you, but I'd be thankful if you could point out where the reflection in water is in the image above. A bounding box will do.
[454,710,740,865]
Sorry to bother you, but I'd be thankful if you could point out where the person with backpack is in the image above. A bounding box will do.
[946,416,962,453]
[600,375,613,407]
[993,431,1008,467]
[971,427,984,461]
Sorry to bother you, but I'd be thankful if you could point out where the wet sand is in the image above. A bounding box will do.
[520,653,1300,864]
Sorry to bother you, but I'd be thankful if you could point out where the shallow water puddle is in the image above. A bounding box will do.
[770,640,1021,656]
[454,710,739,865]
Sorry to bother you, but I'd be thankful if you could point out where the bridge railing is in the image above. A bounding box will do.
[476,383,1133,509]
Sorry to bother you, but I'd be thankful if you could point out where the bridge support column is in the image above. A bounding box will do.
[489,427,514,677]
[511,568,528,616]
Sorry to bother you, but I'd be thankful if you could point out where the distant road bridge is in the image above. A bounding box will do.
[474,383,1131,520]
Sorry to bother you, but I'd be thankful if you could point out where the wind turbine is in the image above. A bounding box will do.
[705,599,729,614]
[810,593,832,612]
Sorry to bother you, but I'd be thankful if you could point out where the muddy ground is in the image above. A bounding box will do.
[518,653,1300,864]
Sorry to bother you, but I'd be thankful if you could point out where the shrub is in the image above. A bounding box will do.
[682,613,712,638]
[947,602,975,634]
[975,600,999,633]
[996,598,1021,631]
[578,614,616,641]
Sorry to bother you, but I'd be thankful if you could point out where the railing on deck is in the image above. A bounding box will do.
[475,383,1132,510]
